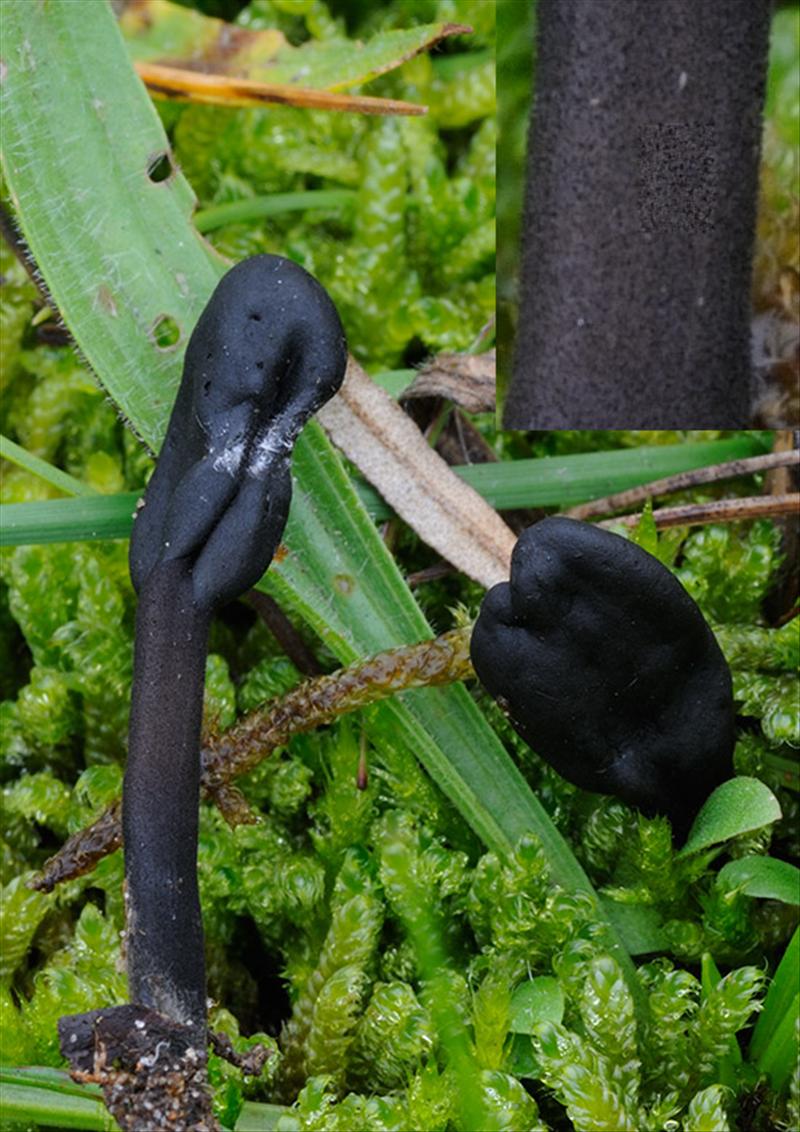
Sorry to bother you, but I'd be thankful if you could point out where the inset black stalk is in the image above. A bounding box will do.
[471,518,735,839]
[505,0,771,427]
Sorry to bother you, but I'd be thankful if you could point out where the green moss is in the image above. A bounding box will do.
[676,521,783,624]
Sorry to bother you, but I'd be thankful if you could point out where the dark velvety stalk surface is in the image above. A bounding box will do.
[505,0,771,428]
[124,558,209,1034]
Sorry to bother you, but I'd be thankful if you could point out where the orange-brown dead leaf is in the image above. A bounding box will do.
[135,60,427,115]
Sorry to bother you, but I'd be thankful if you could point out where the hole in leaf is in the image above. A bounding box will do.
[151,314,181,350]
[147,152,173,184]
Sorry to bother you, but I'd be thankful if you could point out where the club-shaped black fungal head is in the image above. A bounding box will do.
[470,518,735,837]
[130,254,347,611]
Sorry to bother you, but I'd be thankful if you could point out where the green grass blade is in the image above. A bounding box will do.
[429,435,772,507]
[376,686,597,884]
[194,190,356,233]
[0,1070,114,1131]
[0,0,644,1012]
[749,926,799,1068]
[358,434,773,518]
[0,492,141,546]
[0,434,96,497]
[753,992,800,1092]
[0,434,772,547]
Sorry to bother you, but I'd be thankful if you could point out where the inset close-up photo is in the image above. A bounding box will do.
[498,0,799,429]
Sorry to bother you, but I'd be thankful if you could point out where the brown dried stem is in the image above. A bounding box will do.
[568,450,800,520]
[599,493,800,530]
[245,590,323,676]
[33,801,123,893]
[31,628,474,893]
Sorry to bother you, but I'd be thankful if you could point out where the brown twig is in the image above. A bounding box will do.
[33,801,123,893]
[406,562,456,586]
[245,590,322,676]
[599,494,800,530]
[763,430,800,625]
[567,450,800,520]
[31,628,474,893]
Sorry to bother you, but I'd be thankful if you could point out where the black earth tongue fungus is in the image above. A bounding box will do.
[504,0,772,428]
[59,255,346,1130]
[470,518,735,841]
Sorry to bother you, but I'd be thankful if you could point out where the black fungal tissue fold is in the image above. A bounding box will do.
[60,254,347,1092]
[130,254,348,612]
[471,518,735,837]
[505,0,772,429]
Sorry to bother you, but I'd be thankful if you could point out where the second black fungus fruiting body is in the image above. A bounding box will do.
[505,0,771,428]
[471,518,735,837]
[124,255,347,1035]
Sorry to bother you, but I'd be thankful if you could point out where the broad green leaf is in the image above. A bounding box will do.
[0,0,648,1012]
[121,0,469,92]
[718,856,800,905]
[677,778,782,857]
[509,977,565,1034]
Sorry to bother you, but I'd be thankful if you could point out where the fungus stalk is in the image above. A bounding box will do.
[59,255,346,1128]
[124,557,210,1033]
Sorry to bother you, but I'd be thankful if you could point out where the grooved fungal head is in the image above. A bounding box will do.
[130,255,347,611]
